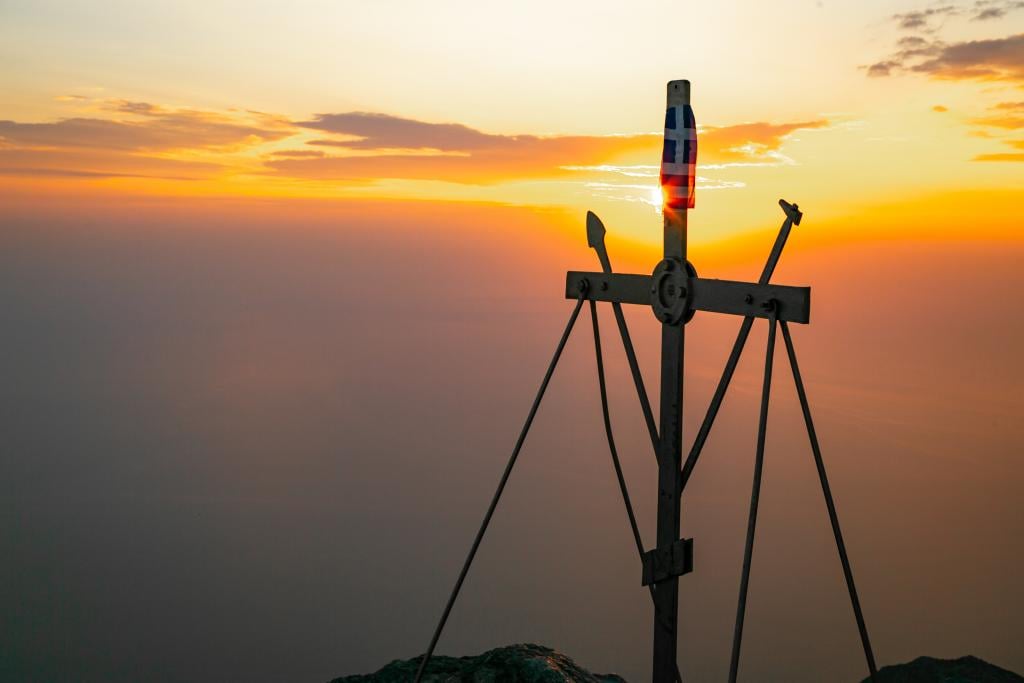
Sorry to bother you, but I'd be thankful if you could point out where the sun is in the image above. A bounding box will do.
[650,185,664,212]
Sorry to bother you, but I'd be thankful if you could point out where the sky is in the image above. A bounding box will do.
[1,1,1023,682]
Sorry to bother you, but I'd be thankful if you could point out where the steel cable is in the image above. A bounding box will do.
[780,321,878,682]
[590,300,683,683]
[728,309,777,683]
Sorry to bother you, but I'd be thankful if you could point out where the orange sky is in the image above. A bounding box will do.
[2,1,1023,247]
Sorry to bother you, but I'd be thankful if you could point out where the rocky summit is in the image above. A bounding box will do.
[329,643,624,682]
[332,646,1023,682]
[865,655,1024,682]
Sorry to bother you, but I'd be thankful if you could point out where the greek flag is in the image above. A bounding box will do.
[660,104,696,209]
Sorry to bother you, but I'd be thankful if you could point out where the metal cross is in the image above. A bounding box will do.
[562,81,874,683]
[414,79,877,683]
[564,81,809,680]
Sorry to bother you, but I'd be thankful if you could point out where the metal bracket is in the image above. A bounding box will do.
[642,538,694,586]
[650,259,698,325]
[779,198,802,226]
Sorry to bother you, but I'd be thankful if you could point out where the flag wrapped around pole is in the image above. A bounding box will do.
[661,103,697,209]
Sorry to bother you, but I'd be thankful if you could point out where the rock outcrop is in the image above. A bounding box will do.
[329,643,624,682]
[865,655,1023,682]
[332,646,1023,682]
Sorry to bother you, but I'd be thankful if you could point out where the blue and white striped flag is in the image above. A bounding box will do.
[660,104,696,209]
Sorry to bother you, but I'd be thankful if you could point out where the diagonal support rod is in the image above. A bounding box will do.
[780,321,878,682]
[413,292,587,683]
[728,309,778,683]
[611,299,660,456]
[589,300,682,683]
[586,211,661,458]
[680,199,801,492]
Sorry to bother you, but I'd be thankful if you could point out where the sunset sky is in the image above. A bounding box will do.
[1,2,1023,682]
[3,0,1022,239]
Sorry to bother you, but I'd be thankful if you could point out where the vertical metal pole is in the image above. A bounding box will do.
[653,79,690,683]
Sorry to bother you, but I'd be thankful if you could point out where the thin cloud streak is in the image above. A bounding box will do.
[973,151,1024,159]
[0,103,292,152]
[0,147,223,181]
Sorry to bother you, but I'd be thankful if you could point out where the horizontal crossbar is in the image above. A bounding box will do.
[564,271,810,324]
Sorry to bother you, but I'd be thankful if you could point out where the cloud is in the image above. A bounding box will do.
[892,5,959,31]
[973,130,1024,158]
[0,166,196,180]
[972,114,1024,128]
[972,100,1024,128]
[110,100,163,116]
[972,102,1024,157]
[0,147,223,180]
[865,35,945,78]
[267,134,655,183]
[867,33,1024,82]
[887,1,1023,30]
[0,101,827,188]
[913,33,1024,80]
[700,121,828,165]
[868,10,1024,162]
[298,112,507,151]
[866,60,902,77]
[0,101,295,182]
[970,0,1024,20]
[0,102,293,153]
[973,151,1024,159]
[898,35,933,48]
[267,113,827,184]
[267,149,325,159]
